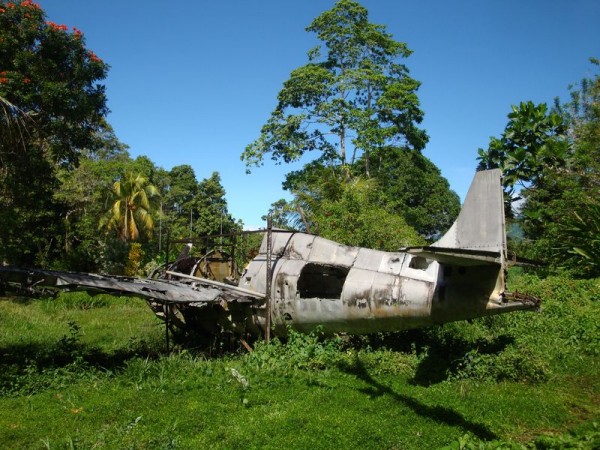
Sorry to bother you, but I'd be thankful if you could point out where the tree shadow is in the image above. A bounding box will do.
[0,340,160,371]
[0,320,250,396]
[337,356,498,441]
[411,334,514,386]
[0,325,164,396]
[341,327,515,386]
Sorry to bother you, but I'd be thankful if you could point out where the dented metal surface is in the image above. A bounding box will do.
[0,169,540,338]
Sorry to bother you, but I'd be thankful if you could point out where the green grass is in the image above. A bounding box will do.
[0,272,598,449]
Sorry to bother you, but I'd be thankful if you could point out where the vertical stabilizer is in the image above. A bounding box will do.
[432,169,506,254]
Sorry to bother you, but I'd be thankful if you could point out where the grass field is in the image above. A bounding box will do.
[0,271,598,449]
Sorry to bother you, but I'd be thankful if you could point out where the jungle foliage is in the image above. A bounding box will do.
[0,0,460,273]
[0,0,109,266]
[478,59,600,277]
[0,1,240,273]
[2,0,598,281]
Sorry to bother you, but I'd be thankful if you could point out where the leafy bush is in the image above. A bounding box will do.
[243,327,344,373]
[449,346,548,383]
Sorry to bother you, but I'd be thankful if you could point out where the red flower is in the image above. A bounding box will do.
[46,21,68,32]
[21,0,40,9]
[88,50,102,63]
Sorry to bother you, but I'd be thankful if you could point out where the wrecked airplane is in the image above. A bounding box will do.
[0,169,539,340]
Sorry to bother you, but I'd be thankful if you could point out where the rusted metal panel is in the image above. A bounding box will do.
[258,229,295,255]
[400,255,439,283]
[283,232,315,260]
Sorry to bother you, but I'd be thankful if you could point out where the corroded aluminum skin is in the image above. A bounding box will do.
[240,232,529,335]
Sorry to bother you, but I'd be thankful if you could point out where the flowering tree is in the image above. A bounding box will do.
[0,1,109,264]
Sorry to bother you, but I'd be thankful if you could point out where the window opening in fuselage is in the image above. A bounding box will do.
[297,263,349,299]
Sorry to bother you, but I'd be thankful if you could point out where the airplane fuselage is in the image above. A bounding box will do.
[240,231,533,336]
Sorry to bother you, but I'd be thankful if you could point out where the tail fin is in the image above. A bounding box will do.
[432,169,506,254]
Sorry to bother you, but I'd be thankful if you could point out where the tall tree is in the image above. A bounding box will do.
[161,164,199,238]
[477,101,568,202]
[242,0,436,247]
[0,0,109,265]
[242,0,427,177]
[193,172,238,237]
[524,61,600,275]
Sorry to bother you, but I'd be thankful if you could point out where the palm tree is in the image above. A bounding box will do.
[101,172,160,241]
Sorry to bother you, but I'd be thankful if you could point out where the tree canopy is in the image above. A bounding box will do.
[477,59,600,276]
[359,148,460,239]
[477,101,568,201]
[0,0,109,265]
[242,0,460,247]
[310,178,425,250]
[0,0,109,173]
[242,0,428,176]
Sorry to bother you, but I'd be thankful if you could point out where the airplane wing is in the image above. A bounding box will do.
[0,266,264,305]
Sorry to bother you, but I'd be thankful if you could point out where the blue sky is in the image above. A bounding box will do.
[43,1,599,229]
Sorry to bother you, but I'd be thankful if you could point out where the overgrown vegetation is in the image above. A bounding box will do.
[0,1,243,273]
[479,59,600,277]
[1,270,598,448]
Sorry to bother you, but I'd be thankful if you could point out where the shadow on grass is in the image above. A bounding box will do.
[0,328,164,396]
[342,328,515,386]
[0,320,249,396]
[0,339,161,371]
[411,334,515,386]
[338,356,498,441]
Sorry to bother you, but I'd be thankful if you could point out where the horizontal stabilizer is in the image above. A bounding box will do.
[404,246,502,266]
